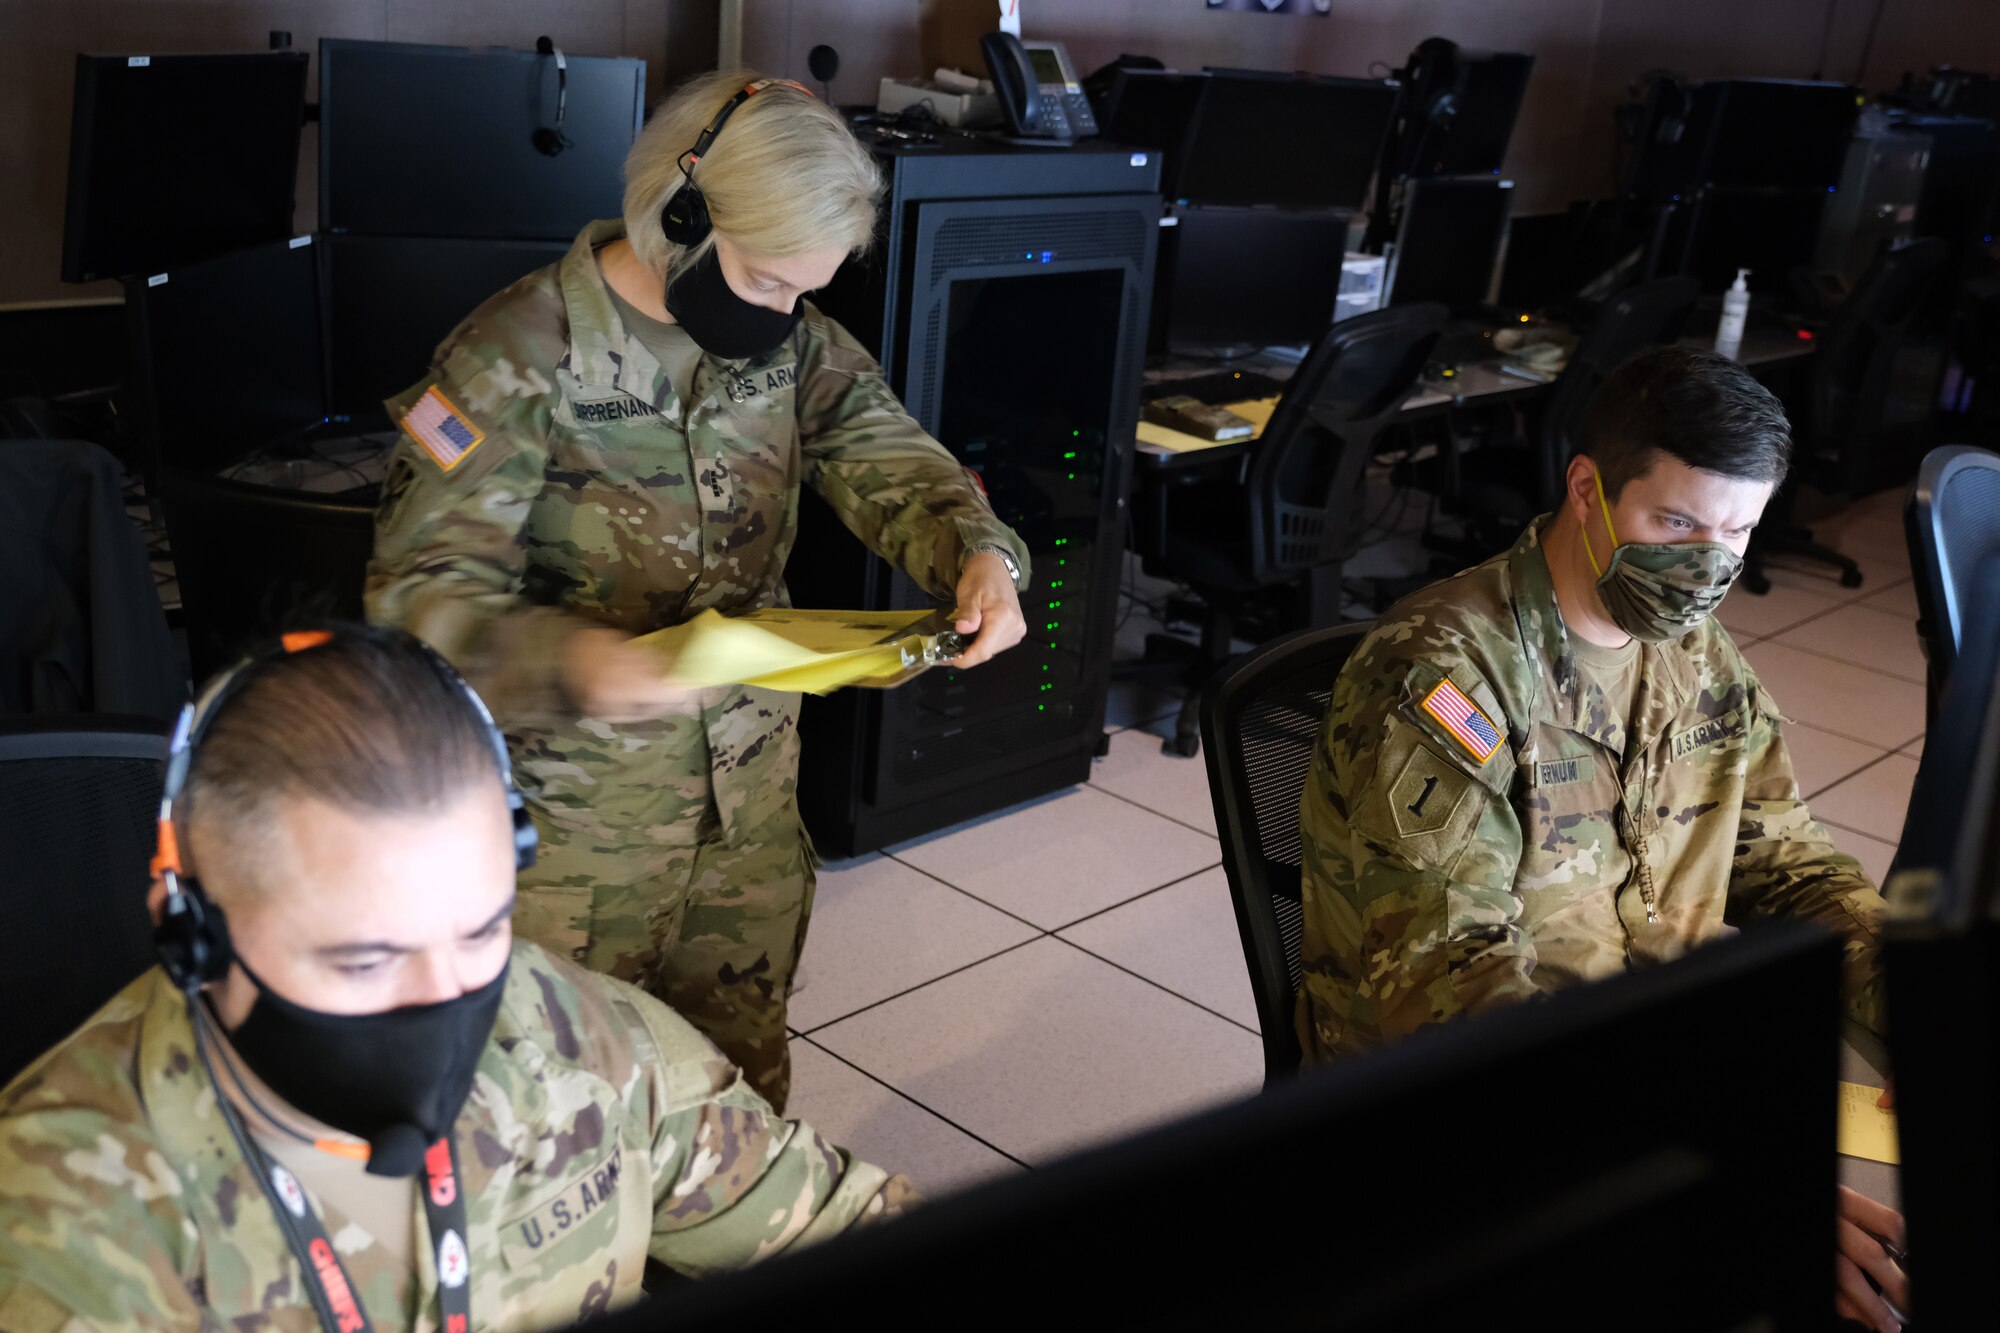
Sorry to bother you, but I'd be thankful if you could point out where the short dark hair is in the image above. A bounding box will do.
[181,624,501,887]
[1579,345,1793,500]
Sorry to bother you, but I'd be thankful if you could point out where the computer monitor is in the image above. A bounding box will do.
[1696,80,1860,191]
[1403,50,1535,178]
[579,923,1841,1330]
[1095,68,1210,195]
[1634,79,1859,203]
[1388,176,1514,309]
[318,39,644,240]
[1882,549,2000,1324]
[321,234,569,426]
[1157,206,1348,354]
[1175,72,1397,210]
[125,236,326,473]
[62,52,308,283]
[1675,186,1833,292]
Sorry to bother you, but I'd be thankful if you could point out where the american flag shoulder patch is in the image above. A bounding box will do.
[1419,678,1504,764]
[401,385,486,472]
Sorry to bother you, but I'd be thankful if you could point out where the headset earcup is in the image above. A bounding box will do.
[511,797,539,872]
[660,183,711,247]
[156,881,234,991]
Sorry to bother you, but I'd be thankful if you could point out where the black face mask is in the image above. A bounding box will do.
[663,245,802,361]
[224,957,509,1177]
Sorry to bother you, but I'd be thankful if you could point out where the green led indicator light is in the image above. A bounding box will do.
[1063,451,1077,460]
[1071,429,1080,437]
[1049,600,1062,609]
[1044,621,1058,630]
[1054,538,1068,547]
[1041,664,1050,671]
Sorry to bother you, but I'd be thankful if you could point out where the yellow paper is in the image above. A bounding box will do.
[635,607,942,694]
[1837,1081,1900,1165]
[1135,395,1280,452]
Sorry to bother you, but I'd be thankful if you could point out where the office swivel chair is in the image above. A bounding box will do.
[1199,621,1373,1082]
[1743,238,1950,594]
[1,438,185,718]
[1130,304,1443,757]
[0,716,167,1082]
[155,468,376,683]
[1433,277,1700,549]
[1907,443,2000,713]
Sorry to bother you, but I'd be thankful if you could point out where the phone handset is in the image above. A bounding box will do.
[980,31,1060,138]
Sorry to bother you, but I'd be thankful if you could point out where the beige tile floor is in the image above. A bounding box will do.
[787,484,1926,1196]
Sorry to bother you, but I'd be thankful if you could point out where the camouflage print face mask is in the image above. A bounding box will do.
[1580,470,1743,642]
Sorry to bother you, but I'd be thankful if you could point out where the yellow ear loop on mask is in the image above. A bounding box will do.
[1580,467,1621,578]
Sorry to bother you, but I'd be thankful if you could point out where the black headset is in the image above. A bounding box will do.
[532,36,570,158]
[152,629,538,995]
[660,77,812,247]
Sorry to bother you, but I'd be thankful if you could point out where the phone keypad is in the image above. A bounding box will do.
[1038,91,1068,134]
[1063,91,1098,137]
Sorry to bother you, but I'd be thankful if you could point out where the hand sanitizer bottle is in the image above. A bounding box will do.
[1714,267,1751,362]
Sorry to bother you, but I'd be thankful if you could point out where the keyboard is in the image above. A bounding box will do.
[1142,370,1288,406]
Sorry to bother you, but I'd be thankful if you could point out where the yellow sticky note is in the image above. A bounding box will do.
[1837,1081,1900,1165]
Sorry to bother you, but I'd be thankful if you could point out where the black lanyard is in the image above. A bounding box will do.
[239,1131,473,1333]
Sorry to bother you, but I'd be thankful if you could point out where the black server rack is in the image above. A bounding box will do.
[791,138,1162,856]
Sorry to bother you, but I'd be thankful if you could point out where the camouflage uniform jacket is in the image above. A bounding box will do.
[0,941,910,1331]
[367,218,1029,846]
[1297,519,1887,1063]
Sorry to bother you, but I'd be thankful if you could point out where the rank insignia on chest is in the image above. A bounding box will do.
[1420,678,1504,764]
[402,385,486,472]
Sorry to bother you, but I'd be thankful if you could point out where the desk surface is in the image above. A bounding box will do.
[1137,321,1817,464]
[1840,1041,1899,1213]
[1137,355,1547,462]
[1678,324,1820,368]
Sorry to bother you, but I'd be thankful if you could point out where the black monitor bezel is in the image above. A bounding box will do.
[61,50,309,284]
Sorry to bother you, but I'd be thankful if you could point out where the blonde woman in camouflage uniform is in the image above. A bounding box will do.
[368,72,1029,1112]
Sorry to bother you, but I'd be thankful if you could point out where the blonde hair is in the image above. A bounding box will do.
[623,69,883,286]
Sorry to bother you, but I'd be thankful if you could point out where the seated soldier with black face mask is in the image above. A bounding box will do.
[0,625,910,1332]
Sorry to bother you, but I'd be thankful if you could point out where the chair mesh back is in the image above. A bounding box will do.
[1937,458,2000,649]
[1233,666,1335,989]
[1252,305,1442,582]
[0,747,164,1082]
[1204,622,1371,1079]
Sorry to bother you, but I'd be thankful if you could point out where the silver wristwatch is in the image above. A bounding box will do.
[965,542,1022,588]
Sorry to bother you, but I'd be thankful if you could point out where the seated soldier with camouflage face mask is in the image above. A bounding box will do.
[1298,346,1908,1332]
[0,626,909,1332]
